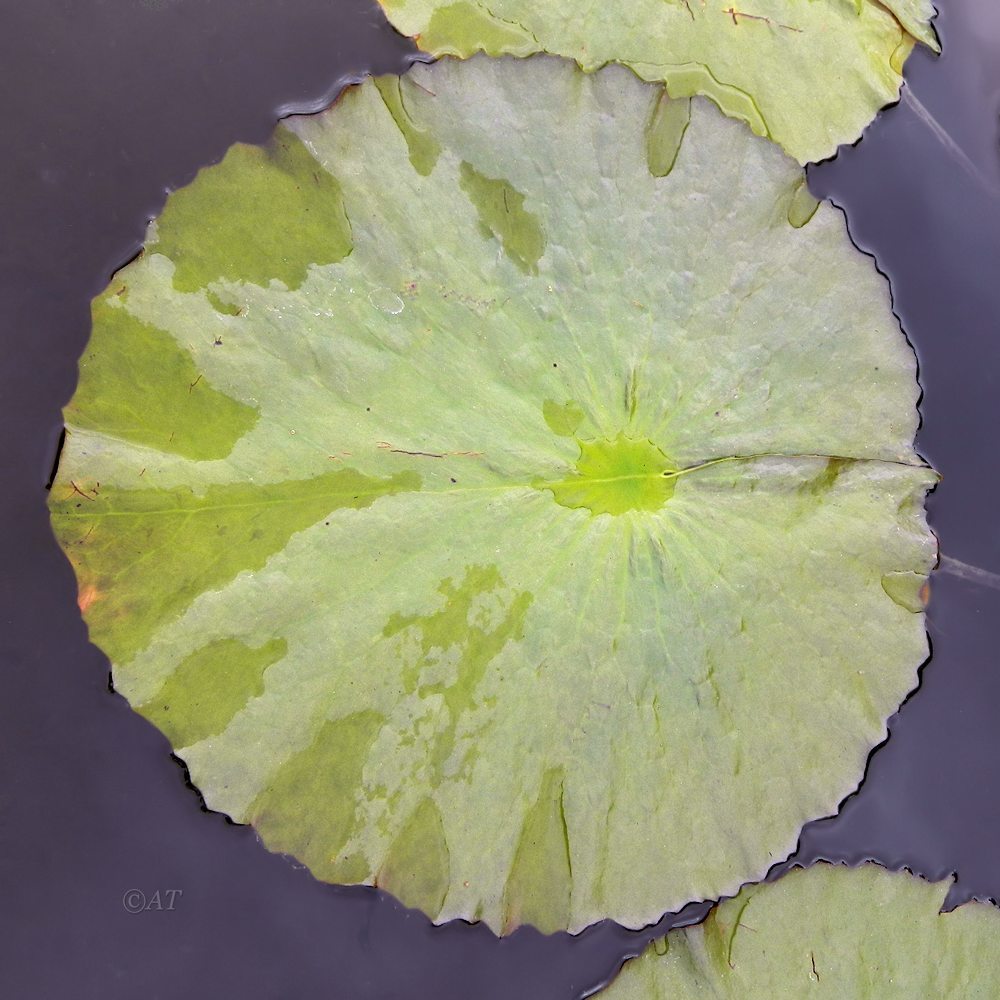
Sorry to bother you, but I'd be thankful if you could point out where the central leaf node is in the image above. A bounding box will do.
[545,434,676,516]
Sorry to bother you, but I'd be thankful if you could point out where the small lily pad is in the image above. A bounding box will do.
[603,864,1000,998]
[50,55,936,933]
[377,0,938,163]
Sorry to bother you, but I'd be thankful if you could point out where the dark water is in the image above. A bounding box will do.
[2,0,998,996]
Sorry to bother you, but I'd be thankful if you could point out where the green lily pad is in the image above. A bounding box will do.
[50,55,936,934]
[376,0,938,164]
[603,864,1000,998]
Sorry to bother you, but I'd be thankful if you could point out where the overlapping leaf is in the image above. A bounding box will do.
[377,0,938,163]
[603,865,1000,998]
[50,55,935,933]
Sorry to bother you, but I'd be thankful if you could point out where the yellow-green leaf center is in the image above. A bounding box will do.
[541,434,676,516]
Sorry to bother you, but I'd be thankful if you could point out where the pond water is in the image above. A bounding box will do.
[2,0,999,996]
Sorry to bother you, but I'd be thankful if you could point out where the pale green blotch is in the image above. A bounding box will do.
[50,467,420,665]
[542,435,676,516]
[458,161,545,274]
[248,711,385,882]
[205,289,242,316]
[140,637,287,747]
[377,796,451,914]
[68,297,257,461]
[502,767,572,934]
[151,131,352,292]
[645,92,691,178]
[542,399,585,437]
[660,64,768,143]
[383,564,532,780]
[422,1,537,56]
[799,457,848,496]
[788,177,821,230]
[881,571,928,613]
[374,75,441,176]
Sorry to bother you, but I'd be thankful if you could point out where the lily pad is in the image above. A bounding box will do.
[376,0,938,164]
[50,55,936,934]
[603,864,1000,998]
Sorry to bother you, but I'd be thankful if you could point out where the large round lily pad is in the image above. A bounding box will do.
[50,55,936,934]
[376,0,938,164]
[604,864,1000,998]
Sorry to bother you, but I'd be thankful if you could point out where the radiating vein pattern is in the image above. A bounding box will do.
[51,56,936,933]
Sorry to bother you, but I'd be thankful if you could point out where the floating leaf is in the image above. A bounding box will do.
[603,864,1000,998]
[376,0,938,164]
[50,55,936,933]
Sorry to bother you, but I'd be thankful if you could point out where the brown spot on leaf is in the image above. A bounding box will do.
[78,584,101,613]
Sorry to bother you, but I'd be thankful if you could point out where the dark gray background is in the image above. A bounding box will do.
[1,1,998,997]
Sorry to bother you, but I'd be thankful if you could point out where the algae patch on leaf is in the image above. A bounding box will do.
[604,865,1000,998]
[377,0,938,164]
[50,55,936,934]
